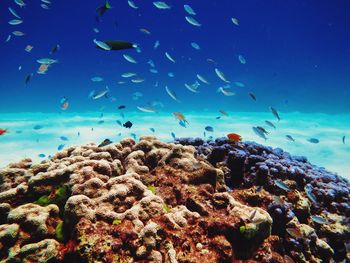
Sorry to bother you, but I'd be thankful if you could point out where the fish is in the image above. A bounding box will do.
[147,59,155,68]
[60,136,68,141]
[168,72,175,77]
[132,92,143,100]
[8,7,21,19]
[93,27,99,33]
[184,4,196,15]
[171,132,176,139]
[311,215,328,224]
[60,97,69,110]
[50,44,60,54]
[173,112,188,123]
[179,120,187,128]
[41,4,50,9]
[304,185,317,203]
[191,42,200,50]
[131,78,144,83]
[14,0,26,7]
[165,52,176,63]
[165,86,180,102]
[185,16,201,27]
[342,136,346,144]
[140,28,151,34]
[96,40,136,51]
[57,144,65,151]
[25,45,33,52]
[286,228,303,239]
[33,125,43,130]
[96,1,112,17]
[206,58,217,65]
[118,105,126,110]
[0,129,8,136]
[249,92,257,101]
[38,154,46,158]
[265,120,276,129]
[274,180,291,192]
[94,39,111,51]
[217,87,235,96]
[252,126,267,140]
[227,133,242,142]
[215,68,230,83]
[185,83,200,93]
[270,107,281,121]
[286,135,295,142]
[153,1,171,9]
[116,120,122,126]
[137,106,157,113]
[219,110,228,116]
[25,73,33,86]
[231,17,239,26]
[197,74,210,85]
[123,121,133,128]
[5,35,12,42]
[91,76,103,82]
[307,138,319,144]
[92,86,109,100]
[205,126,214,132]
[257,126,269,135]
[128,0,138,9]
[9,19,23,25]
[18,66,22,71]
[99,139,112,147]
[37,64,49,74]
[12,31,25,36]
[37,58,57,64]
[121,72,137,78]
[150,69,158,74]
[150,128,155,133]
[154,40,160,49]
[123,54,137,63]
[234,81,245,87]
[238,55,246,64]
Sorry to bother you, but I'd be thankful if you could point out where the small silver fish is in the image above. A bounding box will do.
[257,126,269,135]
[265,120,276,129]
[123,54,137,64]
[153,1,171,9]
[215,68,230,83]
[8,19,23,25]
[252,126,267,140]
[165,86,179,102]
[94,39,111,51]
[165,52,175,63]
[342,135,346,144]
[197,74,210,85]
[307,138,319,144]
[274,180,291,192]
[286,135,295,142]
[8,7,21,19]
[185,16,201,27]
[311,215,328,224]
[304,185,317,203]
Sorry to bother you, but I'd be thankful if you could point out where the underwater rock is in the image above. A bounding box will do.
[0,136,348,262]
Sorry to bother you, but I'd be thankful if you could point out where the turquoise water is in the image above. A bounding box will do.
[0,111,349,179]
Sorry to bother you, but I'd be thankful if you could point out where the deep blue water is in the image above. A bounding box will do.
[0,0,350,113]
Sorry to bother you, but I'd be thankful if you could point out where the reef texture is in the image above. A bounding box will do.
[0,136,349,263]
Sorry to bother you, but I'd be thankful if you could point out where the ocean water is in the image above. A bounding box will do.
[0,1,350,179]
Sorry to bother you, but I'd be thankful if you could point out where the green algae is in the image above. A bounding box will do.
[148,185,157,194]
[34,195,51,206]
[112,219,122,225]
[55,221,64,242]
[33,185,70,207]
[163,203,171,213]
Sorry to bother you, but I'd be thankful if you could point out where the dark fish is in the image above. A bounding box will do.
[286,135,295,142]
[130,133,137,140]
[257,126,269,135]
[57,144,65,151]
[25,73,33,86]
[38,154,46,158]
[248,92,256,101]
[274,180,291,192]
[96,1,111,17]
[96,40,135,51]
[265,120,276,129]
[171,132,176,139]
[252,126,267,140]
[98,120,104,124]
[311,215,328,224]
[270,106,281,121]
[118,105,126,110]
[205,126,214,132]
[98,138,112,147]
[307,138,319,144]
[50,44,60,54]
[123,121,133,128]
[150,128,155,133]
[216,116,221,119]
[116,120,122,126]
[33,125,43,130]
[343,136,346,144]
[179,120,187,128]
[60,136,68,141]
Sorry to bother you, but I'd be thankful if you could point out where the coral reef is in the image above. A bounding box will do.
[0,136,349,262]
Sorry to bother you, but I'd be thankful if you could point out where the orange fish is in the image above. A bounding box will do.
[173,112,188,123]
[37,64,49,74]
[0,129,8,136]
[61,101,69,110]
[227,133,242,142]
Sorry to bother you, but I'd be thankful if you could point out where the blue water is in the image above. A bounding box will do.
[0,1,349,177]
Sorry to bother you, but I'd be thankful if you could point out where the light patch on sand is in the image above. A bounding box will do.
[0,112,349,180]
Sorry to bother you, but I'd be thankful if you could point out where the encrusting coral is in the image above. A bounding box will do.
[0,136,348,262]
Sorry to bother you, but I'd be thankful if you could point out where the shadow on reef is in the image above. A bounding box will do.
[0,136,349,262]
